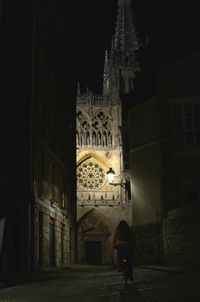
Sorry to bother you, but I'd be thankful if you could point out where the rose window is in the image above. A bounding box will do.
[77,161,106,190]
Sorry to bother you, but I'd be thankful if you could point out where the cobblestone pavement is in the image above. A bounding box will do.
[134,267,200,302]
[0,266,199,302]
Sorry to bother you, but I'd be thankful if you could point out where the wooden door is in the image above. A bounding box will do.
[85,241,102,265]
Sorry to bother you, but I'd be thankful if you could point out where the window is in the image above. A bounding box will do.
[61,224,65,264]
[49,218,55,266]
[61,176,67,208]
[50,165,55,202]
[182,180,200,204]
[76,110,112,148]
[37,152,44,195]
[173,103,200,151]
[77,161,106,190]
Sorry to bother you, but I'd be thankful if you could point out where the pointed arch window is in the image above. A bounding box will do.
[76,131,80,146]
[103,131,107,146]
[86,131,90,146]
[92,131,96,146]
[97,132,101,146]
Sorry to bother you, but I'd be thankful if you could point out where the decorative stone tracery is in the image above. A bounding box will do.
[77,161,106,190]
[76,110,113,147]
[77,209,114,264]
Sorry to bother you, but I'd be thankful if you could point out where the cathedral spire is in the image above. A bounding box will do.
[113,0,139,58]
[103,50,109,96]
[105,0,140,100]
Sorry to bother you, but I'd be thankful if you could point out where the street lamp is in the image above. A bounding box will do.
[106,167,115,183]
[106,167,127,190]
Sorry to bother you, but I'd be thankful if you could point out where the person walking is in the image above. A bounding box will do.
[112,220,135,281]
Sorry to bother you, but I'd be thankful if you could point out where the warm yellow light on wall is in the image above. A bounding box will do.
[106,168,128,190]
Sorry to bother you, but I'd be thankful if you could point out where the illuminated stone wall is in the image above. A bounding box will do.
[35,198,76,267]
[34,137,76,268]
[76,98,132,265]
[163,203,200,268]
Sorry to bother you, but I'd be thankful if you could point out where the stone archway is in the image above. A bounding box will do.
[77,209,114,265]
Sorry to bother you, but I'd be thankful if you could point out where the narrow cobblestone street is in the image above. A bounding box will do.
[0,266,199,302]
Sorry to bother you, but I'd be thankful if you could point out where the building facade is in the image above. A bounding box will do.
[76,0,139,265]
[0,0,77,275]
[34,101,76,268]
[0,0,35,274]
[33,0,77,268]
[128,53,200,267]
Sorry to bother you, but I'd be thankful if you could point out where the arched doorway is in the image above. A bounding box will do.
[77,209,114,265]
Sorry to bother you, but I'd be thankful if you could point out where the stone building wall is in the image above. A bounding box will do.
[163,202,200,269]
[133,223,164,265]
[134,203,200,268]
[76,96,132,265]
[77,205,132,265]
[35,197,76,268]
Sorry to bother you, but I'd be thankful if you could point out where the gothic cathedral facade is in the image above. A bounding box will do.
[76,0,139,265]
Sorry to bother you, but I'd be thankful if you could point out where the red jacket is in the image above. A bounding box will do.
[112,230,132,248]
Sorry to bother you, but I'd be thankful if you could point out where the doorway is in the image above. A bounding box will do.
[49,220,55,266]
[39,211,43,265]
[85,241,102,265]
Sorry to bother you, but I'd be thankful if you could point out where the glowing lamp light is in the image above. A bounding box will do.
[106,167,115,183]
[106,168,128,190]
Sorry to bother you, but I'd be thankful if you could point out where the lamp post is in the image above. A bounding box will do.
[106,168,128,190]
[106,167,115,183]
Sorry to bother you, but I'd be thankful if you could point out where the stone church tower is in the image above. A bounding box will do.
[76,0,139,265]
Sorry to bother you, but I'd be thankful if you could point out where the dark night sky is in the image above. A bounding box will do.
[56,0,200,99]
[1,0,200,202]
[2,0,199,104]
